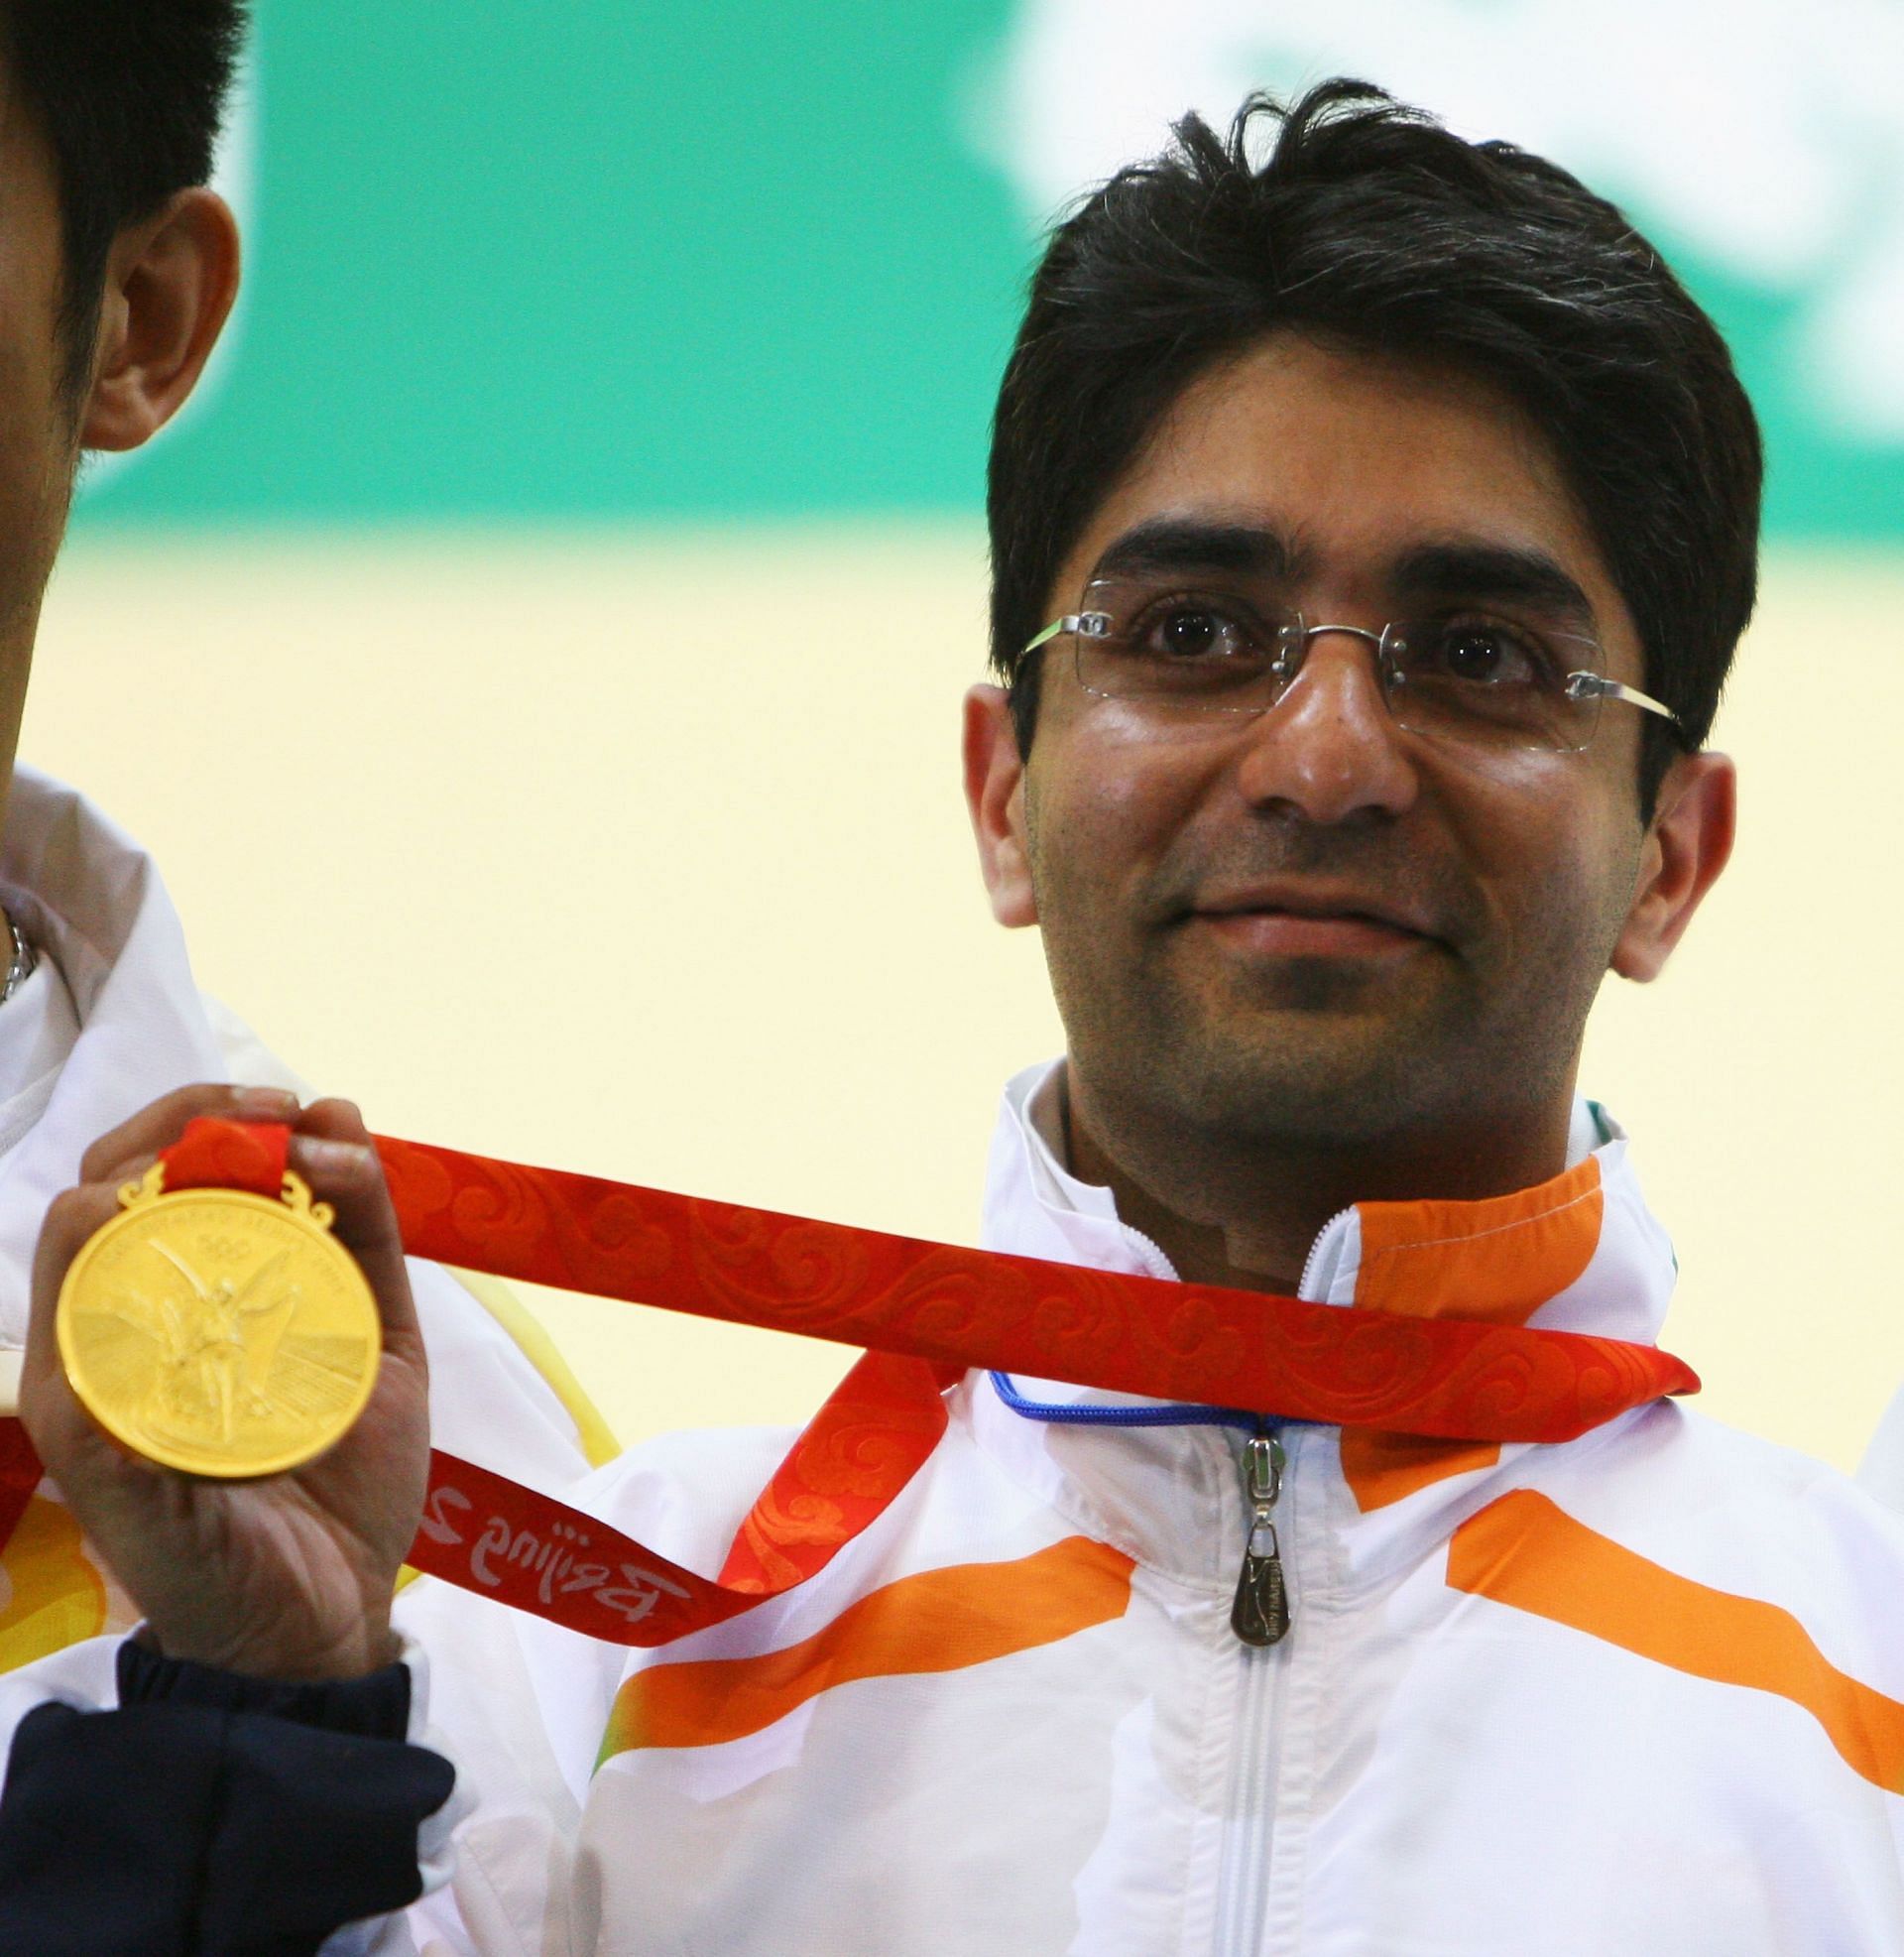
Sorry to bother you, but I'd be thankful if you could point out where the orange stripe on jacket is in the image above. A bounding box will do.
[1342,1160,1603,1512]
[1449,1488,1904,1793]
[598,1534,1135,1763]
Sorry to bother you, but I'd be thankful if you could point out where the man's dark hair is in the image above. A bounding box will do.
[0,0,248,402]
[988,80,1762,810]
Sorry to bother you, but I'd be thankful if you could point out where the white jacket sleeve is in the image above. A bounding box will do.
[1858,1386,1904,1518]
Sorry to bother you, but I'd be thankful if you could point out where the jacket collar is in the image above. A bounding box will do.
[981,1057,1673,1367]
[968,1056,1681,1583]
[1297,1106,1676,1357]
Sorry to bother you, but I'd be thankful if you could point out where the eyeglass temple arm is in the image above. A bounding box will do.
[1569,673,1681,730]
[1020,616,1073,658]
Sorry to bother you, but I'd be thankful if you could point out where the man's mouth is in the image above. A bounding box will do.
[1185,883,1437,960]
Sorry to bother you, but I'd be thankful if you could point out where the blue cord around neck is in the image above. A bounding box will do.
[988,1370,1267,1433]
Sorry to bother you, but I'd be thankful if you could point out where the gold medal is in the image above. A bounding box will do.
[55,1161,381,1478]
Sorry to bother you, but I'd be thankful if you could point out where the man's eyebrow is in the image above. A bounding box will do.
[1389,543,1600,632]
[1090,518,1307,583]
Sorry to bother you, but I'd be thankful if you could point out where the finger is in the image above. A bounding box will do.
[78,1081,301,1186]
[286,1101,423,1363]
[295,1097,375,1148]
[21,1179,132,1430]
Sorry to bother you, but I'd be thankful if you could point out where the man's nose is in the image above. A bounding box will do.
[1231,629,1419,822]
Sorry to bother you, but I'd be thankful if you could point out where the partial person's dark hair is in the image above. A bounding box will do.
[989,80,1762,810]
[0,0,248,402]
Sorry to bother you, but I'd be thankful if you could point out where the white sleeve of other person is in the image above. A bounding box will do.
[0,764,617,1669]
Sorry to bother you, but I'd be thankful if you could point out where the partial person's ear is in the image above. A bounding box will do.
[80,187,240,452]
[963,685,1038,928]
[1610,752,1736,982]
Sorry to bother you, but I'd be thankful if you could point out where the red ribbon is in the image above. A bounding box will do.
[368,1131,1695,1444]
[0,1422,42,1559]
[7,1117,1698,1650]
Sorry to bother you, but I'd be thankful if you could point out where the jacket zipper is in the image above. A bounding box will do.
[1117,1194,1317,1947]
[1231,1429,1289,1647]
[1213,1421,1290,1955]
[1213,1216,1343,1952]
[1116,1218,1180,1283]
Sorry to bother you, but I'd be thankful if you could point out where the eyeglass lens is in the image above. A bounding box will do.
[1069,575,1606,754]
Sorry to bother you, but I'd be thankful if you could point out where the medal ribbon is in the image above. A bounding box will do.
[13,1118,1700,1650]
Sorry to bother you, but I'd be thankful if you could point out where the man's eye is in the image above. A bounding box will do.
[1420,620,1545,686]
[1139,606,1246,660]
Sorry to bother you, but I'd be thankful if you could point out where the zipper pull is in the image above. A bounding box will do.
[1231,1432,1290,1648]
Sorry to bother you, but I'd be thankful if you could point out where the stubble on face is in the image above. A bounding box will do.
[1029,779,1633,1168]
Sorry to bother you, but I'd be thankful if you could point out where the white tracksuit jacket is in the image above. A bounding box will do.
[1861,1390,1904,1518]
[379,1060,1904,1957]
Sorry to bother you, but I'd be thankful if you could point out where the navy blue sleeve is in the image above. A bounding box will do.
[0,1639,454,1957]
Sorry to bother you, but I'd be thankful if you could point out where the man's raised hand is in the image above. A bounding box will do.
[19,1085,430,1681]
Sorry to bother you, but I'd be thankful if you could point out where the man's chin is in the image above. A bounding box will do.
[1236,956,1411,1016]
[1188,942,1453,1024]
[1155,998,1469,1140]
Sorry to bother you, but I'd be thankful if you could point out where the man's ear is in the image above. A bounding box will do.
[1610,751,1736,982]
[963,684,1038,928]
[80,186,240,453]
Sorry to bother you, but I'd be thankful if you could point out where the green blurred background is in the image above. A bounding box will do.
[74,0,1904,537]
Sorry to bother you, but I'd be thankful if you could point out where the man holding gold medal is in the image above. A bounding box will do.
[7,77,1904,1957]
[0,0,609,1685]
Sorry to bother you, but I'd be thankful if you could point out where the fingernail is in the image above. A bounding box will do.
[298,1138,371,1177]
[231,1086,299,1119]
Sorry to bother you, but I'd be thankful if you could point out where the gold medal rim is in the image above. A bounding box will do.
[55,1184,383,1480]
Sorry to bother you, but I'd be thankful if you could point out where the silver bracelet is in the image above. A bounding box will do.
[1,909,35,1004]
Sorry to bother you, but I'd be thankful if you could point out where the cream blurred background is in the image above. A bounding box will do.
[22,533,1904,1471]
[38,3,1904,1471]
